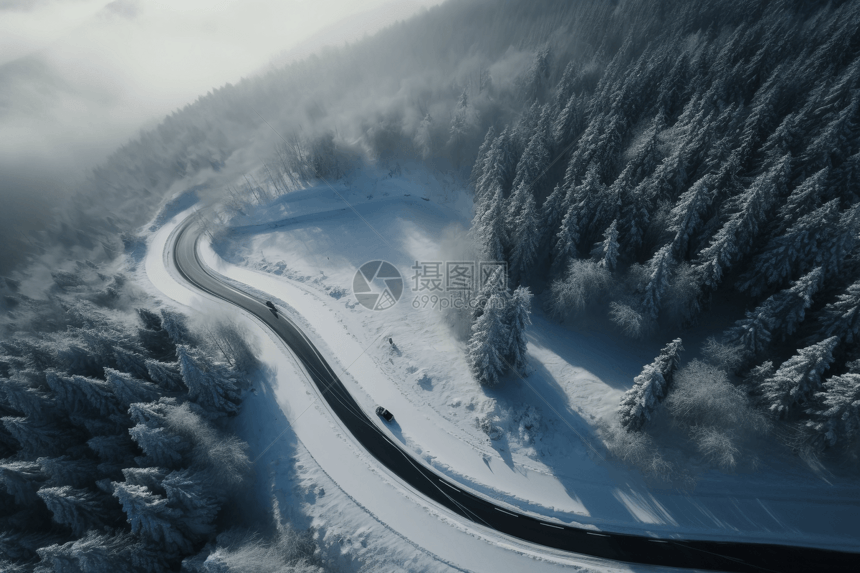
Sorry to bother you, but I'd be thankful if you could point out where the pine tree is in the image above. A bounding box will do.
[592,219,619,272]
[472,185,506,263]
[774,167,828,234]
[38,485,110,536]
[113,347,150,381]
[467,293,509,387]
[725,268,823,356]
[641,244,674,321]
[127,416,189,469]
[806,372,860,449]
[2,417,76,457]
[759,337,838,419]
[162,469,221,540]
[475,128,515,203]
[105,368,162,407]
[509,106,551,200]
[503,286,532,374]
[160,310,193,346]
[816,278,860,344]
[38,456,98,489]
[553,93,584,149]
[112,482,192,554]
[739,200,840,295]
[764,267,823,339]
[695,154,790,290]
[667,173,715,257]
[1,376,55,419]
[724,308,773,358]
[508,191,541,283]
[145,359,184,392]
[470,126,495,189]
[176,346,240,416]
[122,467,170,492]
[801,94,859,175]
[57,530,167,573]
[470,267,506,322]
[550,202,582,278]
[619,338,684,431]
[0,460,45,506]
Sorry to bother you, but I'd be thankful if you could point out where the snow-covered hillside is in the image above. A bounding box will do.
[175,160,860,553]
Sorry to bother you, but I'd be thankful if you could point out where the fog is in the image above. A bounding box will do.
[0,0,437,273]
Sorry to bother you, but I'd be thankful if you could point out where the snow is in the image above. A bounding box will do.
[141,160,860,571]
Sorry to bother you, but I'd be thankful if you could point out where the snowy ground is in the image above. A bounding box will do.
[140,160,859,571]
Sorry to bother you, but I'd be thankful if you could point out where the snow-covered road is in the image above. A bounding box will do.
[140,202,857,573]
[143,208,628,573]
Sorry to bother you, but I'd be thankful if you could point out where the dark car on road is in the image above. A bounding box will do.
[375,406,393,422]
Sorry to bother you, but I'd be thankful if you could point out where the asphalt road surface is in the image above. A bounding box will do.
[172,217,857,573]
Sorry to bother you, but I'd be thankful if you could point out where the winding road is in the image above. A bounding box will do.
[172,216,857,573]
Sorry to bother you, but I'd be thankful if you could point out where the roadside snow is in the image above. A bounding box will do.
[141,201,627,572]
[205,161,860,551]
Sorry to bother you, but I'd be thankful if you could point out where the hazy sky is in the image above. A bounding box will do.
[0,0,439,271]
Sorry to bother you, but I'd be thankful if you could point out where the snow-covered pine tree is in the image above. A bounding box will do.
[471,185,506,263]
[128,423,189,469]
[162,469,221,541]
[1,376,54,419]
[37,456,97,489]
[145,359,185,392]
[0,460,45,506]
[122,467,170,493]
[724,307,773,358]
[112,482,192,555]
[801,93,859,175]
[641,244,674,321]
[725,268,823,356]
[618,338,683,431]
[739,200,839,295]
[105,368,162,407]
[37,485,110,536]
[695,153,790,291]
[176,346,241,416]
[618,338,684,431]
[592,219,619,272]
[553,93,584,150]
[550,201,582,278]
[831,150,860,203]
[759,336,838,419]
[467,293,509,387]
[815,278,860,344]
[112,347,150,381]
[69,375,123,419]
[806,372,860,448]
[52,530,167,573]
[470,266,506,322]
[502,286,532,374]
[87,434,137,464]
[469,126,495,189]
[2,417,76,457]
[667,173,715,257]
[508,191,541,283]
[774,167,828,234]
[763,267,823,339]
[475,128,515,204]
[160,309,193,346]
